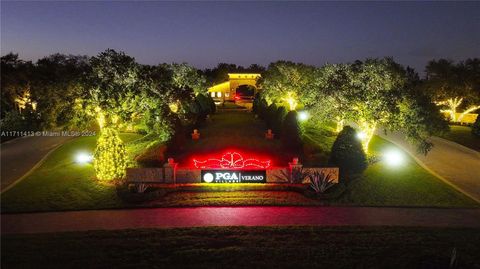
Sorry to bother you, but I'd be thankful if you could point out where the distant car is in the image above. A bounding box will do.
[234,94,254,101]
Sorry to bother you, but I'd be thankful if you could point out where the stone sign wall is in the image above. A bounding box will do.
[126,166,339,184]
[126,168,164,183]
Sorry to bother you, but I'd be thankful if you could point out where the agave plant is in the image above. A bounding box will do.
[275,167,310,184]
[135,183,148,193]
[309,171,335,194]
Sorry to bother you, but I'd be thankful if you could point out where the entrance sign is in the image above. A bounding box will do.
[193,152,270,169]
[201,170,267,183]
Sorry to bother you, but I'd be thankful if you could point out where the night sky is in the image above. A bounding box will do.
[1,1,479,73]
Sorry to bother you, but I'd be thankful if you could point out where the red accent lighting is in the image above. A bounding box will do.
[234,95,241,100]
[193,151,271,169]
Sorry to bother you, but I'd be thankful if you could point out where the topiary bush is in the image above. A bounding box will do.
[94,127,127,181]
[281,111,303,150]
[252,93,261,114]
[167,116,187,153]
[195,94,212,115]
[207,95,216,114]
[472,115,480,137]
[329,126,367,179]
[258,99,268,120]
[272,106,287,137]
[266,103,278,128]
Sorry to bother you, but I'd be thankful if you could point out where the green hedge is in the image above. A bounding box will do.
[472,115,480,137]
[329,126,367,179]
[281,111,302,150]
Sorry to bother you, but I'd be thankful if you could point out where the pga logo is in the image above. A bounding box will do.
[202,172,239,183]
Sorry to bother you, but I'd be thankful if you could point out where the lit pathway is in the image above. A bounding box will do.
[0,136,72,192]
[377,131,480,203]
[2,206,480,234]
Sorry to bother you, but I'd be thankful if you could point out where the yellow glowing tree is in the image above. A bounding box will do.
[93,127,126,181]
[425,59,480,123]
[259,61,318,109]
[315,58,447,154]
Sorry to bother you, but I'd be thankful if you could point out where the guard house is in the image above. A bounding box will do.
[208,73,261,102]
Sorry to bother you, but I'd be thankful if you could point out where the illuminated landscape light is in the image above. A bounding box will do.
[356,131,367,140]
[283,92,298,111]
[75,152,93,164]
[169,103,179,113]
[298,111,309,121]
[383,149,405,167]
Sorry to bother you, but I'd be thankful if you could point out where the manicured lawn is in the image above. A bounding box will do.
[303,124,478,207]
[337,137,477,207]
[172,110,294,165]
[440,125,480,151]
[3,226,480,268]
[1,133,142,213]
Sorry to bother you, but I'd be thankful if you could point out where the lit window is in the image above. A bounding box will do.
[217,92,222,97]
[225,92,230,97]
[210,92,215,97]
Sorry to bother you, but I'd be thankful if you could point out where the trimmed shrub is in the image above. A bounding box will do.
[272,106,287,137]
[266,103,278,128]
[329,126,367,178]
[207,95,216,114]
[281,111,302,150]
[195,94,212,115]
[258,99,268,119]
[167,116,187,152]
[94,127,127,181]
[472,115,480,137]
[252,93,261,114]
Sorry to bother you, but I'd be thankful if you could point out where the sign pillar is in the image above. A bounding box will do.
[164,158,178,184]
[288,157,303,181]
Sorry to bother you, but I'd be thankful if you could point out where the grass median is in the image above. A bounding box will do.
[2,226,480,268]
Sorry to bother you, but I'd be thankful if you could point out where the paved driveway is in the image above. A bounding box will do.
[1,136,72,192]
[2,206,480,234]
[377,131,480,202]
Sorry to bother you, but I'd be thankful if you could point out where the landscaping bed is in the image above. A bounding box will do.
[117,183,347,206]
[2,112,479,213]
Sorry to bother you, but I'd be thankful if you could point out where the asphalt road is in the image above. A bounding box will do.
[0,136,72,192]
[377,132,480,203]
[2,206,480,234]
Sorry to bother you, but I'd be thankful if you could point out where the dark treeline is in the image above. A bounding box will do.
[1,50,217,145]
[1,50,479,145]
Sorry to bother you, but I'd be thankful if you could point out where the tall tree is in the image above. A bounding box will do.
[311,63,354,132]
[32,53,89,129]
[311,58,447,154]
[0,53,34,119]
[85,49,144,129]
[424,58,480,122]
[259,61,318,110]
[169,63,207,95]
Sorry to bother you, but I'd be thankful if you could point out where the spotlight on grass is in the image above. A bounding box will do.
[75,152,93,164]
[298,111,309,122]
[383,149,404,167]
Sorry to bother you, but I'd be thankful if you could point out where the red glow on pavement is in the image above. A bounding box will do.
[193,151,271,169]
